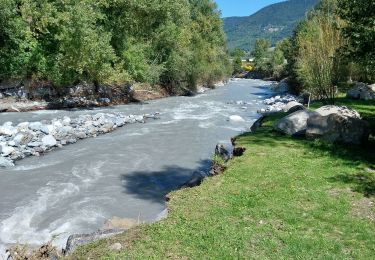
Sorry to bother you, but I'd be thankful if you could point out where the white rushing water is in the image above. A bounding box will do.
[0,79,273,256]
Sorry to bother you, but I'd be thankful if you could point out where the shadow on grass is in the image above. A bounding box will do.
[241,118,375,197]
[329,171,375,197]
[120,160,212,203]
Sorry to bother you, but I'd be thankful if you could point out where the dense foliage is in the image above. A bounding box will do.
[338,0,375,82]
[223,0,318,51]
[0,0,230,92]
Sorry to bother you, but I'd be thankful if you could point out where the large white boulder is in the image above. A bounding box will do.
[347,82,375,100]
[307,106,370,145]
[274,110,315,136]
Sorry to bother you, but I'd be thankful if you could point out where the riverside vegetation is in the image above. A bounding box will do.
[234,0,374,103]
[0,0,230,96]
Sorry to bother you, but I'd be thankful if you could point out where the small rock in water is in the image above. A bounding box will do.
[229,115,245,123]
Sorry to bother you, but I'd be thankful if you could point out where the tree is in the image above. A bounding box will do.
[337,0,375,81]
[293,3,345,103]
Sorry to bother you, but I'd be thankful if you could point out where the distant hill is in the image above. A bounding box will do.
[223,0,319,51]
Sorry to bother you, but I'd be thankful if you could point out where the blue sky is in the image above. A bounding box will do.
[215,0,286,17]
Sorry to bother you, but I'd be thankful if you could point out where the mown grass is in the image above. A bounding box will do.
[70,100,375,260]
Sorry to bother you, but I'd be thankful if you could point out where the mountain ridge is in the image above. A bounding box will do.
[223,0,319,50]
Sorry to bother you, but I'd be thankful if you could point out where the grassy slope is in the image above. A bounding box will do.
[70,102,375,259]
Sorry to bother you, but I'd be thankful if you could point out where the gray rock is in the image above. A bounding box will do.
[29,122,43,131]
[28,141,43,147]
[65,230,124,254]
[274,110,316,136]
[0,125,17,136]
[347,82,375,100]
[1,145,15,156]
[215,144,231,162]
[0,157,14,167]
[283,101,305,114]
[306,107,370,145]
[42,135,57,147]
[315,105,361,119]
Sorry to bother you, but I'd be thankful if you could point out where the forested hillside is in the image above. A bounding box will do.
[0,0,230,93]
[224,0,318,50]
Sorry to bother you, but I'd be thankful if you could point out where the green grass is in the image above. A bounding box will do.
[70,102,375,260]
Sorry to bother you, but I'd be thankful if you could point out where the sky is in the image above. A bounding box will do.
[215,0,286,17]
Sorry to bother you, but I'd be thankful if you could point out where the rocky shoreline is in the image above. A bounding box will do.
[0,112,160,168]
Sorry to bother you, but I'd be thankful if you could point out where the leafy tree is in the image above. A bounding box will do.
[293,2,345,103]
[0,0,230,93]
[337,0,375,81]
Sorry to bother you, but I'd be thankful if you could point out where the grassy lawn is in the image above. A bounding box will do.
[70,101,375,259]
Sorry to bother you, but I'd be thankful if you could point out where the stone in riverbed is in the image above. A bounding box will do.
[42,135,57,147]
[0,145,15,156]
[0,125,17,136]
[28,141,43,147]
[0,157,14,167]
[229,115,245,123]
[28,122,43,131]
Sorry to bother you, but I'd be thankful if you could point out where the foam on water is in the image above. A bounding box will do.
[0,161,107,253]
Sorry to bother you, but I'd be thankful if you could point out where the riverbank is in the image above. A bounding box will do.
[68,99,375,259]
[0,81,225,113]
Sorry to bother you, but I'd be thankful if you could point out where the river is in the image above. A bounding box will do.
[0,79,272,255]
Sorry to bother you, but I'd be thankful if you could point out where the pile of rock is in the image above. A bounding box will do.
[0,112,159,167]
[261,94,304,114]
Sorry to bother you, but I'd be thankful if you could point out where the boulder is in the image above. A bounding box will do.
[306,106,370,145]
[215,144,231,162]
[42,135,57,147]
[315,105,361,119]
[347,82,375,100]
[283,101,305,114]
[274,110,316,136]
[233,147,246,157]
[0,157,14,167]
